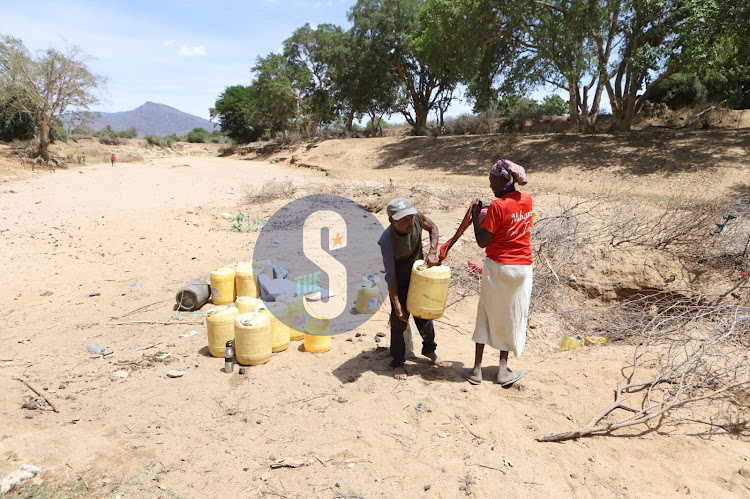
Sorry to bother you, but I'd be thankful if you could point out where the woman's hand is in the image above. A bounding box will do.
[472,198,483,221]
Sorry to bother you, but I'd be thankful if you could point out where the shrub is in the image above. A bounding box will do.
[650,73,707,109]
[535,95,568,116]
[49,120,69,142]
[116,126,138,139]
[94,124,116,138]
[145,135,166,147]
[185,127,211,143]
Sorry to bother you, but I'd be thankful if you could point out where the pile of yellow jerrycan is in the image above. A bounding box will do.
[204,258,454,369]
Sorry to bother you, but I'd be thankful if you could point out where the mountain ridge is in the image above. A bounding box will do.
[65,102,217,137]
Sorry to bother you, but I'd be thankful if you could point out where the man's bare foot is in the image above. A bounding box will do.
[426,352,444,367]
[496,367,523,386]
[394,366,407,380]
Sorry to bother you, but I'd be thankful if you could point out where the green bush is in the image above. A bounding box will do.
[650,73,707,109]
[185,127,211,143]
[0,112,34,141]
[49,119,68,142]
[145,135,166,147]
[534,95,568,116]
[116,126,138,139]
[94,124,116,137]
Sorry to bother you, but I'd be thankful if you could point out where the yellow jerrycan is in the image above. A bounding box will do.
[356,275,382,314]
[235,262,260,298]
[205,305,239,357]
[304,317,331,353]
[234,311,272,366]
[210,267,236,305]
[235,296,264,315]
[406,259,451,320]
[261,301,291,352]
[277,293,308,341]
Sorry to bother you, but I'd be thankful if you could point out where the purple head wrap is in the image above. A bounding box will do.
[490,158,527,187]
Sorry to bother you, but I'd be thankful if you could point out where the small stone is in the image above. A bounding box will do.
[438,432,448,438]
[376,332,386,337]
[346,338,353,342]
[739,467,750,479]
[166,370,185,378]
[335,483,340,488]
[40,290,53,296]
[355,332,362,337]
[424,484,431,491]
[112,370,129,379]
[358,339,363,342]
[239,368,246,374]
[570,473,579,479]
[243,467,249,472]
[374,337,380,343]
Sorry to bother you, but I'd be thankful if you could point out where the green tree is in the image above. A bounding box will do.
[283,23,342,136]
[535,94,569,116]
[595,0,749,130]
[0,35,105,159]
[0,96,35,140]
[211,85,261,143]
[349,0,457,134]
[337,16,400,131]
[251,53,302,137]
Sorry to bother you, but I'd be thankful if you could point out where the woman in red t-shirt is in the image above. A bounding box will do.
[462,158,532,387]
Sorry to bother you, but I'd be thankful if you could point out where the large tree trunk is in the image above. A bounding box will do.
[414,106,429,135]
[39,120,49,161]
[610,94,637,132]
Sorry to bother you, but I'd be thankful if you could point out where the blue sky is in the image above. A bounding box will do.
[0,0,554,123]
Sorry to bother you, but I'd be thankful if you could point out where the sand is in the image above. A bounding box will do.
[0,133,749,497]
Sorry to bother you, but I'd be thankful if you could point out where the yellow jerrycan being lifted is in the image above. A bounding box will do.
[406,259,451,320]
[205,305,239,357]
[304,317,332,353]
[234,310,272,366]
[210,267,236,305]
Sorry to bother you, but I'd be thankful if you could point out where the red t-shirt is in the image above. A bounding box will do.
[481,191,533,265]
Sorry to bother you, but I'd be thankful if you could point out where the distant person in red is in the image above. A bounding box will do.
[111,154,116,167]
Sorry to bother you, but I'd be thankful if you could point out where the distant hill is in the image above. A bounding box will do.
[65,102,217,137]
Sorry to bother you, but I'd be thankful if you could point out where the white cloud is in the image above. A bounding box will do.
[179,45,206,57]
[163,40,176,47]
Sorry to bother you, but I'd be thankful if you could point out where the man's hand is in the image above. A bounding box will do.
[393,302,409,323]
[425,250,439,268]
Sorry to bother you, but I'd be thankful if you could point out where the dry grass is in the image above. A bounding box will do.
[245,180,297,204]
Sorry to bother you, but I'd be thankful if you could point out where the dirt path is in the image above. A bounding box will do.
[1,153,749,497]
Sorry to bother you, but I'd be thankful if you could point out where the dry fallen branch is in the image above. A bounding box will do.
[15,377,59,413]
[540,290,749,442]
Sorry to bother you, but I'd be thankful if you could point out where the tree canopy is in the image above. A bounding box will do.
[0,35,105,158]
[211,0,749,140]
